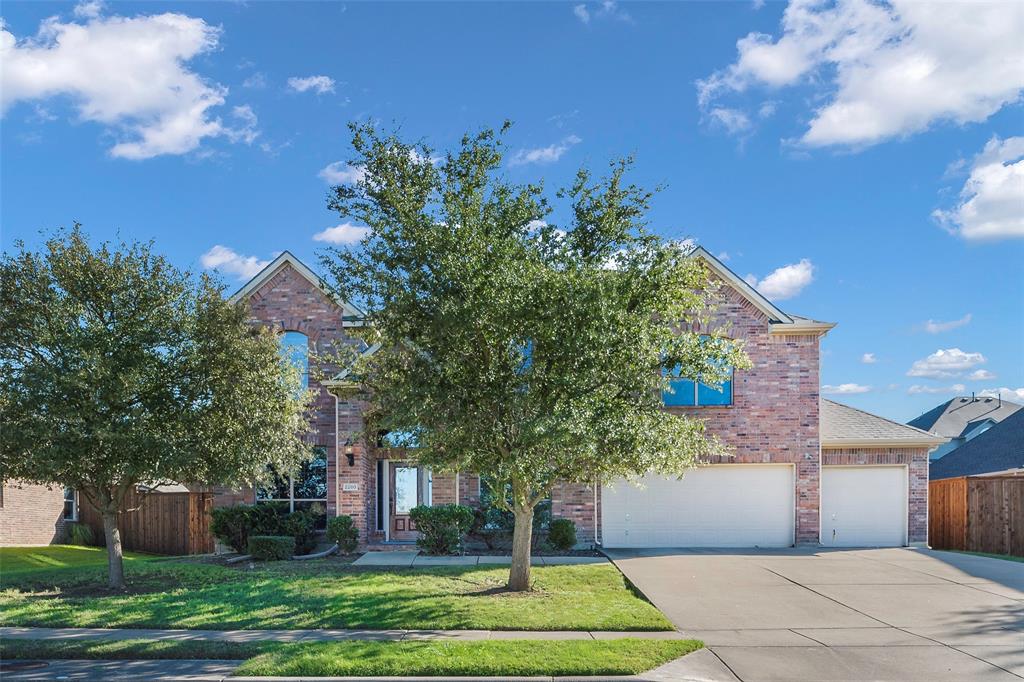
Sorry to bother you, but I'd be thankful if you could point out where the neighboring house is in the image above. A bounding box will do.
[908,396,1021,460]
[929,409,1024,480]
[0,483,77,546]
[213,248,944,550]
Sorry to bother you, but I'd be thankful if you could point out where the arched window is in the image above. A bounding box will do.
[280,331,309,390]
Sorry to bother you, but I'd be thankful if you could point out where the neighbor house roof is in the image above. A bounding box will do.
[820,399,947,449]
[929,408,1024,480]
[690,247,835,336]
[228,251,365,324]
[907,396,1021,439]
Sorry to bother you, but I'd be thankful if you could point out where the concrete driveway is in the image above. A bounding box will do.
[608,547,1024,682]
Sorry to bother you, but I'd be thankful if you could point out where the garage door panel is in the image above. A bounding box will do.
[602,465,795,548]
[821,466,906,547]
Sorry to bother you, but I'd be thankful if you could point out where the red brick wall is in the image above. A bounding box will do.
[551,482,598,545]
[822,447,930,544]
[664,279,823,543]
[1,482,69,546]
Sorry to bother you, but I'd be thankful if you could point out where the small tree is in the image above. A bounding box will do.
[321,123,749,591]
[0,227,312,588]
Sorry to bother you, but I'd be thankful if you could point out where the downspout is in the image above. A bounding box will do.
[593,479,599,548]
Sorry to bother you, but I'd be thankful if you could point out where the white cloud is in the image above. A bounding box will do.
[923,313,973,334]
[716,251,730,261]
[573,4,590,23]
[313,222,371,246]
[697,0,1024,148]
[978,387,1024,402]
[822,383,871,394]
[967,369,996,381]
[509,134,582,166]
[709,107,752,135]
[319,161,365,185]
[906,348,986,378]
[757,100,777,118]
[287,75,335,95]
[1,10,256,159]
[73,0,105,19]
[224,105,259,145]
[932,136,1024,241]
[908,383,966,395]
[200,245,269,281]
[744,258,814,300]
[861,353,877,364]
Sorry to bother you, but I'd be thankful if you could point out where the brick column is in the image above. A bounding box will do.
[551,482,597,547]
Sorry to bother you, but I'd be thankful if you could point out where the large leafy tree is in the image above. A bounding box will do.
[0,227,311,588]
[322,124,749,591]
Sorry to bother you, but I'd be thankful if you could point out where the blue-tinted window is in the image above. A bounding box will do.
[280,331,309,390]
[663,377,697,406]
[663,365,734,407]
[697,369,733,406]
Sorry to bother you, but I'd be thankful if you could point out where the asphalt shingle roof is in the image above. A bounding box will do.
[821,399,944,445]
[929,408,1024,480]
[908,396,1021,438]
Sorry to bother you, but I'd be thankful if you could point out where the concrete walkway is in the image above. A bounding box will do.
[0,626,685,643]
[352,551,608,567]
[607,547,1024,681]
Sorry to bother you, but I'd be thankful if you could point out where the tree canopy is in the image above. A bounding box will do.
[0,227,312,587]
[322,123,750,589]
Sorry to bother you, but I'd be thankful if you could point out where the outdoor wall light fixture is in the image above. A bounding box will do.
[344,440,355,466]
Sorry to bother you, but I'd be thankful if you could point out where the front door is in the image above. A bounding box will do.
[390,462,421,540]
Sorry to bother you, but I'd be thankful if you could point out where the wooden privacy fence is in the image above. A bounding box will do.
[929,476,1023,557]
[81,488,214,556]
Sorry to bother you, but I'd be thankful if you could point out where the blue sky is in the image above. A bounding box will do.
[2,0,1022,422]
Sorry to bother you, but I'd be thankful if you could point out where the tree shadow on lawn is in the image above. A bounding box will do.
[1,563,668,632]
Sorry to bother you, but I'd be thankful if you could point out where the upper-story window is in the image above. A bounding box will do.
[664,358,734,407]
[280,331,309,390]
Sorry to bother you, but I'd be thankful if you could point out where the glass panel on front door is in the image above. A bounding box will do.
[394,466,418,514]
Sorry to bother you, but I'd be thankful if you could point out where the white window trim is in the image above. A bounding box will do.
[63,488,78,522]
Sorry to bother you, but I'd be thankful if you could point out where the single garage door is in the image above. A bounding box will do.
[601,464,795,548]
[821,466,907,547]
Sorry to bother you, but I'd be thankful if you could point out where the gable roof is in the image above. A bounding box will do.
[929,408,1024,480]
[690,247,835,336]
[227,251,365,323]
[907,396,1022,438]
[821,398,946,448]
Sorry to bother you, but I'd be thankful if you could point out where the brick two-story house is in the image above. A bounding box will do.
[2,246,943,548]
[209,247,943,551]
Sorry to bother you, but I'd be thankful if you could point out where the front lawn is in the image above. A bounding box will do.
[0,545,159,578]
[0,547,671,631]
[0,638,701,677]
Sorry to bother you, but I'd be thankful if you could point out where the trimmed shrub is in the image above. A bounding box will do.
[247,535,295,561]
[210,503,318,555]
[548,518,577,551]
[64,521,95,547]
[409,504,474,555]
[326,515,359,554]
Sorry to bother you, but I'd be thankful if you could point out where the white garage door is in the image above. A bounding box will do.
[601,465,795,548]
[821,466,907,547]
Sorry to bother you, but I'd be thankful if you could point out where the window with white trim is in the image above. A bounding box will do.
[256,447,327,529]
[63,487,78,521]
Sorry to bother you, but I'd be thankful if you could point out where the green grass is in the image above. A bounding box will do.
[0,547,672,631]
[236,639,701,677]
[949,550,1024,563]
[0,545,160,577]
[0,638,701,676]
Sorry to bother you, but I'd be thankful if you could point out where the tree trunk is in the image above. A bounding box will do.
[102,510,126,590]
[507,504,534,592]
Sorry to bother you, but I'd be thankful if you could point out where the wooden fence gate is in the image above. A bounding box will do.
[81,489,214,556]
[929,475,1023,557]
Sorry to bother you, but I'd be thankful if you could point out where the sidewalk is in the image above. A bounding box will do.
[0,626,685,643]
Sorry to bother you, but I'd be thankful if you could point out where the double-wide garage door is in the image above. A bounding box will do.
[602,464,909,548]
[602,465,796,548]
